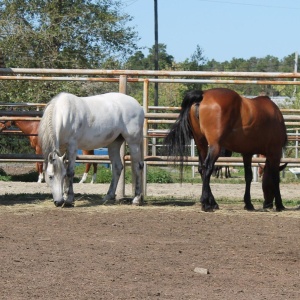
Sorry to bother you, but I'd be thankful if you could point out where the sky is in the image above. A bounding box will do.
[123,0,300,63]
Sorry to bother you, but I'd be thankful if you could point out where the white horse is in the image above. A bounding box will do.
[38,92,144,207]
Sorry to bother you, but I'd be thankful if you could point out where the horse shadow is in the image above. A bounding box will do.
[74,195,196,207]
[0,193,52,206]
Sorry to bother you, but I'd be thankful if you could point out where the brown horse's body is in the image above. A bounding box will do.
[0,120,97,183]
[165,88,287,212]
[9,120,44,183]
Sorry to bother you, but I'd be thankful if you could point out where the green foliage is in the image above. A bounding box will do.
[0,0,139,104]
[74,164,174,184]
[146,166,174,183]
[125,44,174,70]
[0,0,139,68]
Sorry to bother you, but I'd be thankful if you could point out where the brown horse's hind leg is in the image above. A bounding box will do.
[262,159,285,211]
[242,154,255,211]
[200,146,219,212]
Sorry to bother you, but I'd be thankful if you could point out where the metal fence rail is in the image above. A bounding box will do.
[1,68,300,196]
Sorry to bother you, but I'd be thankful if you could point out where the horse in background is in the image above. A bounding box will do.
[213,148,232,179]
[257,154,287,178]
[258,154,266,177]
[164,88,287,212]
[38,92,144,207]
[0,120,44,183]
[0,120,100,184]
[79,149,98,183]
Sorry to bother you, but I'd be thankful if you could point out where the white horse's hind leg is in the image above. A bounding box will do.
[103,138,124,204]
[127,140,144,206]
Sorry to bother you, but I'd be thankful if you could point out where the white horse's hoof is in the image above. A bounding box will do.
[102,194,116,205]
[132,195,143,206]
[62,201,74,208]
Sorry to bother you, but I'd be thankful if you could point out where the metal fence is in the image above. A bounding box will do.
[1,68,300,195]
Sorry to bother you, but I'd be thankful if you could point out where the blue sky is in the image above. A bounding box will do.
[123,0,300,63]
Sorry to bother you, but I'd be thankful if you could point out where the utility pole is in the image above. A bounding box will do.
[154,0,159,106]
[293,51,298,98]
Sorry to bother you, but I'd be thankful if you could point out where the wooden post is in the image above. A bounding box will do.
[143,80,149,196]
[116,75,127,199]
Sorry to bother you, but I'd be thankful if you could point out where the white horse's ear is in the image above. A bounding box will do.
[62,152,67,162]
[48,152,54,163]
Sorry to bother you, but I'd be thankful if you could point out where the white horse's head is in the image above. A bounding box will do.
[45,151,67,206]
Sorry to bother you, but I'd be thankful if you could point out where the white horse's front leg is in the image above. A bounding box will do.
[63,155,76,207]
[63,172,75,207]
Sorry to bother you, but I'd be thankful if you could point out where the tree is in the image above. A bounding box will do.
[0,0,139,69]
[125,44,174,70]
[180,44,207,71]
[0,0,140,103]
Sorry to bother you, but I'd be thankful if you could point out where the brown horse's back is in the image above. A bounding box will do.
[192,88,286,157]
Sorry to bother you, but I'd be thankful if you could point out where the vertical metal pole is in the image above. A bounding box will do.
[116,75,127,199]
[154,0,159,107]
[152,138,156,156]
[253,154,258,182]
[293,52,298,98]
[191,139,195,178]
[296,129,298,159]
[143,79,149,196]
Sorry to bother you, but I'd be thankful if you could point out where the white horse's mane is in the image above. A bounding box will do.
[38,94,59,161]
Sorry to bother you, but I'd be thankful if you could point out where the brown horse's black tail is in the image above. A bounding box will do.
[164,90,204,177]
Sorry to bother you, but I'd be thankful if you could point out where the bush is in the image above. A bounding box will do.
[75,164,174,184]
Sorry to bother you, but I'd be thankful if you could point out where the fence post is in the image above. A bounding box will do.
[253,154,258,182]
[191,139,196,178]
[116,75,127,199]
[143,79,149,196]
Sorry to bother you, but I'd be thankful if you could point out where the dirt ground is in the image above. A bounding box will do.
[0,165,300,299]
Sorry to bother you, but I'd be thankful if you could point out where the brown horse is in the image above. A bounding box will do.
[164,88,287,212]
[0,120,44,182]
[78,149,98,184]
[0,120,97,183]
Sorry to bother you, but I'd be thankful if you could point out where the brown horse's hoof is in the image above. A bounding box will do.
[275,205,285,212]
[201,204,215,212]
[213,204,219,210]
[244,204,255,211]
[263,202,273,210]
